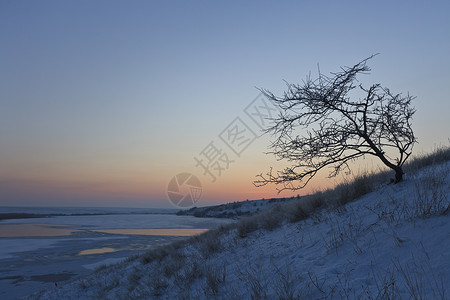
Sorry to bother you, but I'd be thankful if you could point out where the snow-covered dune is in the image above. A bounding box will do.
[26,160,450,299]
[176,196,299,219]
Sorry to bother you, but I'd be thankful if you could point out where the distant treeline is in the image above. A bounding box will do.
[0,212,121,221]
[0,213,55,221]
[0,211,173,221]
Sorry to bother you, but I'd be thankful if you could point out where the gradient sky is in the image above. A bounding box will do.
[1,1,449,208]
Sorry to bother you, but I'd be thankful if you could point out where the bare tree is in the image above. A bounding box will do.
[255,55,416,192]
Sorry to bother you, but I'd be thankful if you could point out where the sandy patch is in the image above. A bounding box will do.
[0,224,79,237]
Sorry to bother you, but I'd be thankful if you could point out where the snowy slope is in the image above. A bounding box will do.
[26,161,450,299]
[176,197,299,219]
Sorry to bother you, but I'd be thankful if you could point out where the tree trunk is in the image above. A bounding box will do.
[394,168,404,183]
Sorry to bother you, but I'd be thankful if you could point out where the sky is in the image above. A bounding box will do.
[1,0,449,208]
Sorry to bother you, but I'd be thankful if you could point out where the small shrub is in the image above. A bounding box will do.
[237,216,259,238]
[77,279,89,290]
[375,198,408,227]
[310,191,327,209]
[150,276,168,297]
[394,259,426,299]
[141,249,164,264]
[238,263,268,300]
[410,164,449,218]
[323,231,344,253]
[273,264,299,300]
[405,145,450,173]
[261,206,284,231]
[287,197,320,223]
[127,268,142,290]
[288,202,309,223]
[162,254,184,277]
[174,260,204,289]
[94,264,109,272]
[335,172,374,206]
[199,233,223,258]
[204,264,226,296]
[141,241,187,264]
[351,173,373,198]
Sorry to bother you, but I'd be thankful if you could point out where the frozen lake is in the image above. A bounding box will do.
[0,210,233,299]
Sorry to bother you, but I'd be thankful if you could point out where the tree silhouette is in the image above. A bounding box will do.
[255,55,416,192]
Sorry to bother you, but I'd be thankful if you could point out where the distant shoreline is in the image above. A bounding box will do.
[0,213,55,221]
[0,211,176,222]
[0,212,116,221]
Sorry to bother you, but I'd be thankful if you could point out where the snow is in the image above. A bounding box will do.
[0,214,232,299]
[0,237,123,260]
[0,239,60,260]
[24,162,450,299]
